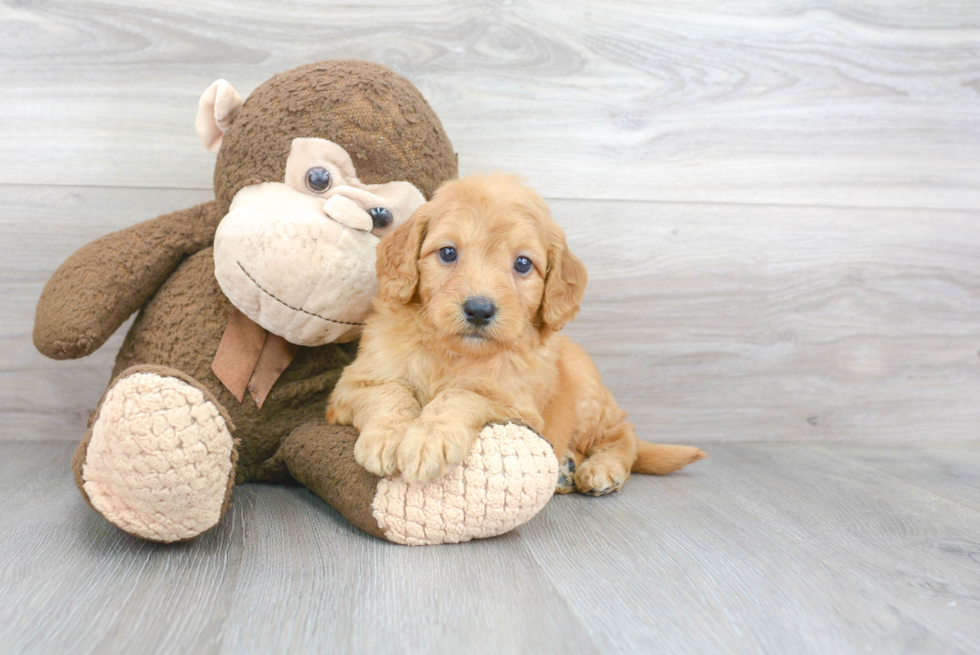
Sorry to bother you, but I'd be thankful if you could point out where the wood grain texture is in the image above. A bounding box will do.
[520,442,980,654]
[0,185,213,440]
[556,198,980,443]
[219,488,597,655]
[2,441,978,654]
[1,0,977,208]
[6,185,978,443]
[5,3,980,654]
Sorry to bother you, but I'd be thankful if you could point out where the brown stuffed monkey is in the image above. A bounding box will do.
[34,61,559,545]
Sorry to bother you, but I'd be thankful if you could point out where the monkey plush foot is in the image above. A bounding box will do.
[281,421,558,545]
[74,365,238,543]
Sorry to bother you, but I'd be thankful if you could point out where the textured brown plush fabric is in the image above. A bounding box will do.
[34,202,222,360]
[279,422,386,540]
[111,248,354,481]
[35,60,459,541]
[214,60,457,214]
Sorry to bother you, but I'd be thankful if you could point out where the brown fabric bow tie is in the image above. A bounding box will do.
[211,309,299,409]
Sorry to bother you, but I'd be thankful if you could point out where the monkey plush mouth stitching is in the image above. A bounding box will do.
[236,262,365,327]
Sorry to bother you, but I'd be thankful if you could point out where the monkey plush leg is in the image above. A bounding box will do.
[73,365,238,543]
[279,421,558,545]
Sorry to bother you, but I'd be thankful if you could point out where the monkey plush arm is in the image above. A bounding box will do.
[34,201,222,360]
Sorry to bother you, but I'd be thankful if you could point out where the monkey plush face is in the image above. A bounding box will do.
[212,138,424,345]
[194,61,457,347]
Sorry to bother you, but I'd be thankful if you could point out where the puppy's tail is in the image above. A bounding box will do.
[632,441,706,475]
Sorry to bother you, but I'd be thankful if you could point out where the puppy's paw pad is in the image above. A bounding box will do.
[580,484,621,497]
[574,458,628,497]
[555,454,577,494]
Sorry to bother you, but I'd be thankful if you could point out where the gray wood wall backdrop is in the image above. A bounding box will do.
[2,0,978,443]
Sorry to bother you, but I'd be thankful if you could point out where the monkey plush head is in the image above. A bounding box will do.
[195,60,457,346]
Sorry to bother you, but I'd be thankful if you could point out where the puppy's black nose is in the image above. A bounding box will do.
[463,297,496,326]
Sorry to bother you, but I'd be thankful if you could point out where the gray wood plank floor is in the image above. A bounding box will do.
[2,441,978,655]
[2,1,978,209]
[3,0,979,442]
[3,1,979,653]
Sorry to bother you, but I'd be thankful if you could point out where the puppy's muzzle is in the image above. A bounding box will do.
[463,296,496,327]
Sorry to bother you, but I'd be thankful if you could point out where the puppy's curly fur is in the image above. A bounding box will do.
[327,174,705,493]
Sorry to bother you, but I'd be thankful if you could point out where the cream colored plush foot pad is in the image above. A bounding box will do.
[372,423,558,545]
[83,372,234,542]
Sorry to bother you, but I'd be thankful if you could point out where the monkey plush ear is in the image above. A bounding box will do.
[195,79,244,154]
[541,235,588,332]
[376,210,429,304]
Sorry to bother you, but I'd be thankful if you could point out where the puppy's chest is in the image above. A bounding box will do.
[407,346,559,410]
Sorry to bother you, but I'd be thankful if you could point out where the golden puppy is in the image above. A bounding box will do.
[327,174,704,494]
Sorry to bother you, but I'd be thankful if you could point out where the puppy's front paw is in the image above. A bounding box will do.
[575,455,631,496]
[354,422,407,477]
[396,420,475,483]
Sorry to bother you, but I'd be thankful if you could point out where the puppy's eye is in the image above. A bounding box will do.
[305,167,332,193]
[514,256,533,274]
[369,207,393,229]
[438,247,457,263]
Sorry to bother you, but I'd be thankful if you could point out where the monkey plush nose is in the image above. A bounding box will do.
[323,194,373,232]
[463,297,496,326]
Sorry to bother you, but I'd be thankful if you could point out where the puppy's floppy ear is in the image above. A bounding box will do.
[376,207,430,304]
[541,231,588,331]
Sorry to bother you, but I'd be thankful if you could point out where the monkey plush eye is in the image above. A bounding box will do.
[438,247,457,263]
[514,256,533,274]
[369,207,393,229]
[305,167,332,193]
